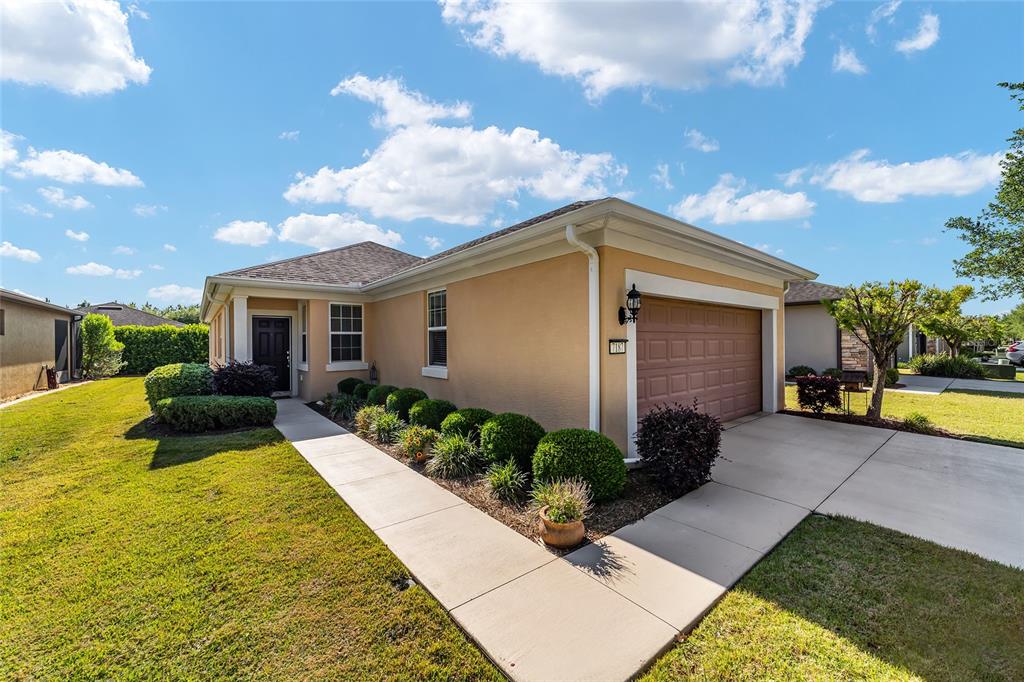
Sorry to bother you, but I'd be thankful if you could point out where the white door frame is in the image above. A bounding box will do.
[248,311,298,397]
[624,269,779,461]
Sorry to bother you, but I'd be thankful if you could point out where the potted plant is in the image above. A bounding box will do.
[400,425,438,463]
[532,478,592,549]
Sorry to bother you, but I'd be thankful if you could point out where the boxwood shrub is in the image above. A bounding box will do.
[440,407,494,441]
[385,388,429,421]
[366,384,398,406]
[532,428,627,502]
[114,324,208,374]
[635,402,722,496]
[153,395,276,432]
[337,377,365,395]
[408,398,457,430]
[144,362,213,409]
[353,382,374,401]
[786,364,817,378]
[480,412,545,471]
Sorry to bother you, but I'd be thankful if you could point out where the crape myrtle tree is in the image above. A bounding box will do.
[917,284,976,357]
[825,280,942,419]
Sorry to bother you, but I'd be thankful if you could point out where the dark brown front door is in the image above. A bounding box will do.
[253,317,290,392]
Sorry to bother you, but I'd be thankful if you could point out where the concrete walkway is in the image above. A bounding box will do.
[894,374,1024,395]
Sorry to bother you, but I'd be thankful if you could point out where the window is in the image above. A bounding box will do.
[427,290,446,367]
[300,303,307,364]
[329,303,362,362]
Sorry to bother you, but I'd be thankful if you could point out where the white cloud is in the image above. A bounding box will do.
[866,0,901,40]
[11,288,44,300]
[16,203,54,219]
[133,203,166,217]
[112,245,135,255]
[65,229,90,242]
[685,128,719,153]
[778,167,806,187]
[148,284,202,304]
[754,243,785,256]
[424,235,443,250]
[17,148,143,186]
[832,45,867,75]
[440,0,822,99]
[1,0,151,95]
[127,3,149,21]
[0,241,42,262]
[279,130,300,141]
[114,268,142,279]
[285,76,625,225]
[1,129,20,167]
[163,243,177,252]
[66,261,113,276]
[38,186,93,210]
[919,237,938,246]
[149,264,164,270]
[651,163,673,190]
[214,219,274,246]
[896,13,939,54]
[670,174,815,224]
[277,213,404,251]
[811,149,1002,202]
[331,74,472,129]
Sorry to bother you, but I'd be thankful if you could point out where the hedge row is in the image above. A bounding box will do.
[115,324,209,374]
[154,395,276,432]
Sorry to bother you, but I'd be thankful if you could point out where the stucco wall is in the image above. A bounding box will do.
[597,245,787,452]
[297,298,370,401]
[784,304,839,373]
[0,298,74,399]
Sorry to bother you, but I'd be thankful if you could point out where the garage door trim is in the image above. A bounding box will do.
[625,269,779,461]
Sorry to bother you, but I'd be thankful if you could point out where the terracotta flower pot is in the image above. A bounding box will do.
[538,506,585,548]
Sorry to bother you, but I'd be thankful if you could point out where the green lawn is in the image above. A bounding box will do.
[785,384,1024,448]
[0,378,498,680]
[644,515,1024,681]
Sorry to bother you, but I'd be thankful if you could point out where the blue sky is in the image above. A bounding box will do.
[1,1,1021,314]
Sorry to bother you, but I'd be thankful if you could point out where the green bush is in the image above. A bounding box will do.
[80,313,125,378]
[787,365,817,377]
[885,367,901,387]
[902,412,935,433]
[144,363,213,409]
[399,425,439,459]
[353,382,374,401]
[426,432,481,479]
[153,395,276,432]
[337,377,365,395]
[114,324,208,374]
[822,367,843,379]
[480,412,546,471]
[531,478,592,523]
[326,393,359,420]
[366,384,398,406]
[908,353,986,379]
[532,429,627,502]
[385,388,429,421]
[486,459,527,503]
[441,408,494,441]
[409,398,457,430]
[795,375,841,414]
[355,405,386,436]
[371,411,405,444]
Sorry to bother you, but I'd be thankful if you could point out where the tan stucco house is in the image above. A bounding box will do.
[201,198,816,459]
[0,288,81,400]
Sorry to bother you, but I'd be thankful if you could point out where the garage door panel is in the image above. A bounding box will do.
[638,297,761,422]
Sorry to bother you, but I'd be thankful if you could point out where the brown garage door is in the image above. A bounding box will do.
[637,297,762,422]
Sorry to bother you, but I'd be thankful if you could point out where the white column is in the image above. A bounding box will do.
[762,309,778,413]
[232,295,249,362]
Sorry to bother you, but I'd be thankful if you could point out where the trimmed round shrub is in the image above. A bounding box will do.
[795,375,841,414]
[787,365,817,378]
[885,367,901,387]
[355,404,387,436]
[371,411,405,444]
[337,377,365,395]
[440,407,494,441]
[212,361,277,397]
[399,425,439,459]
[154,395,276,432]
[634,402,722,496]
[426,432,481,479]
[532,429,627,502]
[353,382,374,401]
[409,398,457,430]
[386,388,429,421]
[144,362,213,409]
[480,412,546,471]
[366,384,398,406]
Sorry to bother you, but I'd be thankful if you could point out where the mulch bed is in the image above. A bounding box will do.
[780,409,964,440]
[307,403,676,555]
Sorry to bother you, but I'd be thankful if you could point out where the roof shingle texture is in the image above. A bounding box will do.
[785,280,846,305]
[77,302,186,327]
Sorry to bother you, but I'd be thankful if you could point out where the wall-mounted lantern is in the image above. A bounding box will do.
[369,361,379,385]
[618,284,642,325]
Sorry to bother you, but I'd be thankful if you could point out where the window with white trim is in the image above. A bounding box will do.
[300,303,307,363]
[427,290,446,367]
[329,303,362,362]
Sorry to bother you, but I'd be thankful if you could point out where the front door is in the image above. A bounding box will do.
[252,317,290,392]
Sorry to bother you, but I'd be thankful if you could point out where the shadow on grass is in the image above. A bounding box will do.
[125,418,285,469]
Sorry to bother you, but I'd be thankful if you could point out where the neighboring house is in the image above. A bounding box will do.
[201,198,816,459]
[76,302,186,327]
[0,288,81,400]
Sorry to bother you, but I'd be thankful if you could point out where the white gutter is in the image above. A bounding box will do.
[565,224,600,431]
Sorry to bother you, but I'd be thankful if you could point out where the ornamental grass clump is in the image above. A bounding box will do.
[326,393,359,420]
[486,459,527,503]
[531,478,592,524]
[371,411,405,444]
[902,411,935,434]
[426,432,480,479]
[355,404,387,436]
[634,401,722,497]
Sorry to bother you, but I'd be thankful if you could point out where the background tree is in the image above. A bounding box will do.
[917,285,976,356]
[1001,303,1024,340]
[825,280,941,419]
[946,82,1024,299]
[80,313,125,379]
[965,315,1008,348]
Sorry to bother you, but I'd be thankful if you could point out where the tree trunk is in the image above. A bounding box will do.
[867,351,886,419]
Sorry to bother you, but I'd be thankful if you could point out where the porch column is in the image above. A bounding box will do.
[232,295,250,362]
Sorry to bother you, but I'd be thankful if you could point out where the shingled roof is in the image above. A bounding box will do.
[77,302,186,327]
[785,280,846,305]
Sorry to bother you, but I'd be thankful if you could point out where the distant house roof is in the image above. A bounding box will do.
[785,280,846,305]
[77,302,186,327]
[217,241,425,286]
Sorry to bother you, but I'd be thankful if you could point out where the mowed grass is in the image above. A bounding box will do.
[644,515,1024,682]
[0,378,498,680]
[784,384,1024,448]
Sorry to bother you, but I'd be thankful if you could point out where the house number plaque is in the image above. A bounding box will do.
[608,339,628,355]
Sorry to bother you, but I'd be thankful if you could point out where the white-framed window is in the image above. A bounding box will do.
[299,302,308,365]
[427,289,446,367]
[329,303,362,362]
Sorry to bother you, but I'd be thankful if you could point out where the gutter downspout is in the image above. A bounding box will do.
[565,224,600,431]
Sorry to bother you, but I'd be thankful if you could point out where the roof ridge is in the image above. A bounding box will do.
[218,240,421,277]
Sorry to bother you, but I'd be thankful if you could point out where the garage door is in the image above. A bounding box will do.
[637,297,762,422]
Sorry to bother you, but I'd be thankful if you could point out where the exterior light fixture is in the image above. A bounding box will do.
[369,361,379,385]
[618,284,642,325]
